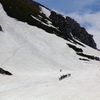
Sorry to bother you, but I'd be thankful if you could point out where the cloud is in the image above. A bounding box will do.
[67,12,100,49]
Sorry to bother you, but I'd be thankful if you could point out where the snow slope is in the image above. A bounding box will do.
[40,6,51,18]
[0,4,100,100]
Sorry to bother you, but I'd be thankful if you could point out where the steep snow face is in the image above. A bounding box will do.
[0,4,81,74]
[40,6,51,18]
[0,3,100,100]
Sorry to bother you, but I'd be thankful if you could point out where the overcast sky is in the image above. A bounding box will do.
[35,0,100,49]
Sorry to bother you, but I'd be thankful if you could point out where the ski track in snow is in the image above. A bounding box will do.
[0,3,100,100]
[0,46,23,67]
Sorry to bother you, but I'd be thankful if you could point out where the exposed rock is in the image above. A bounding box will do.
[67,43,83,52]
[50,11,97,49]
[21,0,97,49]
[22,0,40,10]
[65,17,97,49]
[0,68,12,75]
[21,0,47,11]
[3,0,97,49]
[77,52,100,61]
[0,25,3,31]
[79,58,90,61]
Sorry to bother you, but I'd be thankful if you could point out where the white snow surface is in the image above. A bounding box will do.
[0,4,100,100]
[40,6,51,18]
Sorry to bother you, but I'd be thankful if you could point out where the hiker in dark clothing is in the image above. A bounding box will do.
[60,69,62,72]
[59,74,71,81]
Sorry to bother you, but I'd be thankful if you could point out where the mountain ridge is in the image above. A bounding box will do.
[0,0,97,49]
[22,0,97,49]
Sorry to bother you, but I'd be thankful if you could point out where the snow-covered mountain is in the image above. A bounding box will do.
[1,0,97,49]
[0,0,100,100]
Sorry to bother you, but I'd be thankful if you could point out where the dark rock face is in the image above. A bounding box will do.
[11,0,97,49]
[50,11,71,38]
[50,11,97,49]
[0,68,12,75]
[22,0,46,11]
[65,17,97,49]
[22,0,40,10]
[0,25,3,31]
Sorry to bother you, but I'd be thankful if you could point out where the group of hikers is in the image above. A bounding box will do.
[59,73,71,80]
[59,70,71,80]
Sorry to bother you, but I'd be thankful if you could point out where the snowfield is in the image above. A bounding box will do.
[40,6,51,18]
[0,4,100,100]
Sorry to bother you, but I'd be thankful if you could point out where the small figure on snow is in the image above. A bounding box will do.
[60,69,62,72]
[59,73,71,81]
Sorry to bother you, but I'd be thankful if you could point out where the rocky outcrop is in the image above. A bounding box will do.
[0,25,3,31]
[22,0,97,49]
[21,0,97,49]
[5,0,97,49]
[0,68,12,75]
[22,0,41,11]
[50,11,97,49]
[65,17,97,49]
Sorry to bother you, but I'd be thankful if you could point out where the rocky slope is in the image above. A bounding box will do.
[22,0,97,49]
[0,0,97,49]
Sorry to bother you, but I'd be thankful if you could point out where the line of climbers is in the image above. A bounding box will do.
[59,74,71,81]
